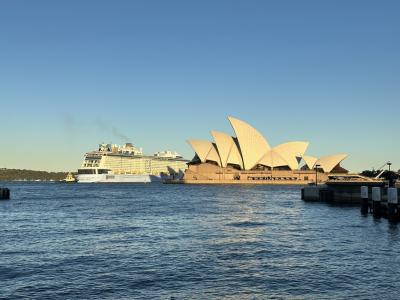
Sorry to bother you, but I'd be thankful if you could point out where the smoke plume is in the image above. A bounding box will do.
[95,118,130,142]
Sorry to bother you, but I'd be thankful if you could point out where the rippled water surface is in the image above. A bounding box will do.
[1,183,400,299]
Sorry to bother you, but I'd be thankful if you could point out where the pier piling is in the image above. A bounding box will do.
[372,187,382,218]
[0,188,10,200]
[387,188,398,222]
[360,186,369,215]
[302,182,400,222]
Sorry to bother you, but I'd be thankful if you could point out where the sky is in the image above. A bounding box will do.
[0,0,399,172]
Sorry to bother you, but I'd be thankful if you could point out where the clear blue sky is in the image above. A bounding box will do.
[0,0,399,172]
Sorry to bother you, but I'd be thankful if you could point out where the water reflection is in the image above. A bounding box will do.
[1,183,400,299]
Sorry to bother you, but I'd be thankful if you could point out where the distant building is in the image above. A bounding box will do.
[183,116,349,184]
[154,150,183,159]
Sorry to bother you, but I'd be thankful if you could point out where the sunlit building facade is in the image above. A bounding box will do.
[183,116,348,184]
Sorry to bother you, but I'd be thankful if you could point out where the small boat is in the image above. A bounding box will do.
[63,172,77,183]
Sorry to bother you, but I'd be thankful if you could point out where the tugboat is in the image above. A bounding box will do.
[63,172,77,183]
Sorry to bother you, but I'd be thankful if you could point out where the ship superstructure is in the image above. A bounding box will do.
[77,143,188,183]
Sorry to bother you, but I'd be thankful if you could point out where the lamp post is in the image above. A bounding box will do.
[388,161,393,187]
[315,164,321,186]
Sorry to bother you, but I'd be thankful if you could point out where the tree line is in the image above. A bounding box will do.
[0,169,68,181]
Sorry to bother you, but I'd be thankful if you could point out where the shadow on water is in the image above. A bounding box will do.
[226,221,270,227]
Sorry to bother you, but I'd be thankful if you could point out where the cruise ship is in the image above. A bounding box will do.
[77,143,188,183]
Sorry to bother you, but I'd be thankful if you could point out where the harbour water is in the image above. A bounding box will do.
[1,183,400,299]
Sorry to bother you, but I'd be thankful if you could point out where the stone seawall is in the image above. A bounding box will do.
[166,179,312,185]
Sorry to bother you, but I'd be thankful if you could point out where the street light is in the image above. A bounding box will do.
[388,161,393,187]
[315,164,321,186]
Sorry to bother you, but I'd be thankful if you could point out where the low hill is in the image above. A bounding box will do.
[0,168,69,181]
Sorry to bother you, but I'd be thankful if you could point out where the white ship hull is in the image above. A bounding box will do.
[77,174,162,183]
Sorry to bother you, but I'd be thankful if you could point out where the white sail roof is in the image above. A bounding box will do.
[302,155,318,170]
[228,116,270,170]
[273,141,309,170]
[227,138,244,168]
[211,131,243,168]
[187,140,221,166]
[258,150,289,168]
[206,143,222,166]
[315,154,348,173]
[187,117,349,173]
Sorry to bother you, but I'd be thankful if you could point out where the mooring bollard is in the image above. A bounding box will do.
[0,188,10,200]
[387,188,398,222]
[360,186,369,215]
[372,187,381,218]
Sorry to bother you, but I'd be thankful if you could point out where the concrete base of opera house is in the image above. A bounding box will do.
[171,162,332,185]
[167,179,315,185]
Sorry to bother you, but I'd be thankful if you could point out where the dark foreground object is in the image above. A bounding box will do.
[0,188,10,200]
[302,182,400,222]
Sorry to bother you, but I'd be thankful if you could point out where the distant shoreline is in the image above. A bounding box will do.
[0,169,69,181]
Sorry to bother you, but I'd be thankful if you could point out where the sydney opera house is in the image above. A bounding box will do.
[183,116,349,184]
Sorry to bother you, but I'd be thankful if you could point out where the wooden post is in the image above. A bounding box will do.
[360,186,369,215]
[372,187,381,218]
[0,188,10,200]
[387,188,398,222]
